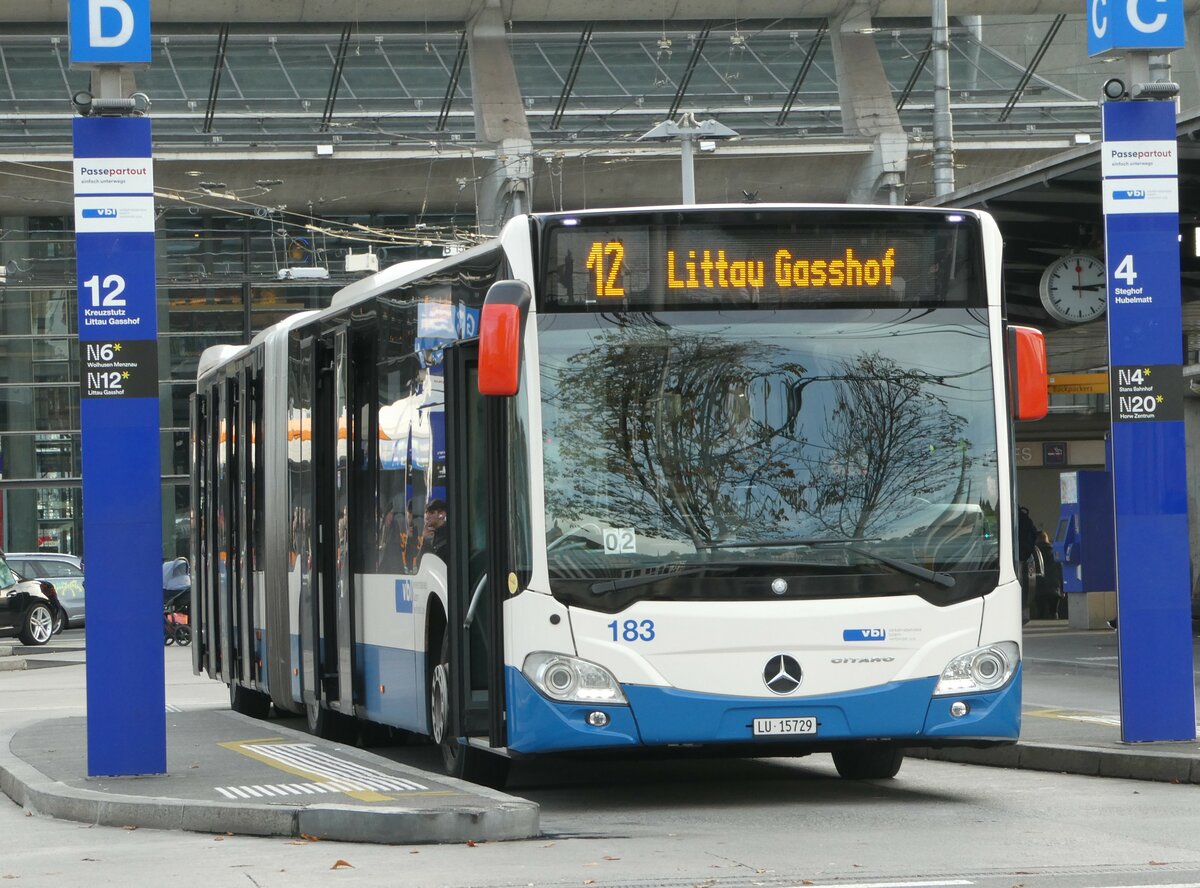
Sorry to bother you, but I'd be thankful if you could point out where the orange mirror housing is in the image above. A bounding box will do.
[478,280,532,396]
[1007,324,1048,421]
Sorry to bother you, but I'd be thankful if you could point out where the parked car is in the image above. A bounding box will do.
[6,552,84,628]
[0,552,65,645]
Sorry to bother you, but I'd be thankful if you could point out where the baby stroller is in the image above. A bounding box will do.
[163,557,191,646]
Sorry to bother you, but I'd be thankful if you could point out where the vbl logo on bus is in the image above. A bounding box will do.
[843,628,887,641]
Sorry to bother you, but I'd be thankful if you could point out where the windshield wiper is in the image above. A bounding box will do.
[589,566,720,596]
[696,537,955,589]
[843,547,955,589]
[699,537,878,549]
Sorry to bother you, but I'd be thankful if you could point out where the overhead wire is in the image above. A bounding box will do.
[0,156,480,248]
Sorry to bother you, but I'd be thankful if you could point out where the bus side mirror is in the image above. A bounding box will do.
[1007,324,1048,421]
[479,280,532,396]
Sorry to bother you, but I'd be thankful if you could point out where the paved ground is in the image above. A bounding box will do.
[2,621,1199,845]
[910,621,1200,781]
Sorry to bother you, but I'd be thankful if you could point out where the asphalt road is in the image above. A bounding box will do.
[3,625,1200,888]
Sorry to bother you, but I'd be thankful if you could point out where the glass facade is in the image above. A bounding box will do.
[0,210,457,559]
[0,20,1097,153]
[0,17,1111,560]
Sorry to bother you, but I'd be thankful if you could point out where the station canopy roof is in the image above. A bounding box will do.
[0,19,1099,151]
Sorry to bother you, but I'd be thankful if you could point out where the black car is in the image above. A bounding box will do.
[0,551,65,645]
[6,552,85,628]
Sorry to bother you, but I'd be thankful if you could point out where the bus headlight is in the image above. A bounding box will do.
[522,652,628,705]
[933,641,1019,695]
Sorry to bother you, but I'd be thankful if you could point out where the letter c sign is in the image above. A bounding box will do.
[69,0,151,65]
[1092,0,1109,38]
[1088,0,1184,54]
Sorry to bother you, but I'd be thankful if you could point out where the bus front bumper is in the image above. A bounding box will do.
[505,664,1021,755]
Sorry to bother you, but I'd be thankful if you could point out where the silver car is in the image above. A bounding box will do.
[6,553,84,628]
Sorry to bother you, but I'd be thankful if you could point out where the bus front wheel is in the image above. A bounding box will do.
[832,743,904,779]
[429,634,509,787]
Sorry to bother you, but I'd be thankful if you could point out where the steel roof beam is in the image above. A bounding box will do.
[203,25,229,134]
[319,25,352,133]
[550,24,593,130]
[895,39,931,111]
[999,15,1065,123]
[668,24,710,119]
[776,22,826,126]
[436,31,467,131]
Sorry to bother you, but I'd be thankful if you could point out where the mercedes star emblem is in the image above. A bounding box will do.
[763,654,803,695]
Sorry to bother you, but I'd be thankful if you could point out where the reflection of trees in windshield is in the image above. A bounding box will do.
[548,325,807,544]
[541,314,996,570]
[799,353,970,539]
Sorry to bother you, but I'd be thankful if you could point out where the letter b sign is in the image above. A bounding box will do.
[69,0,151,66]
[1088,0,1185,56]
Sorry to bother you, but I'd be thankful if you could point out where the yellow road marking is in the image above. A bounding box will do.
[218,739,457,802]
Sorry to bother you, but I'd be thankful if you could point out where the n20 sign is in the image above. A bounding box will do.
[1088,0,1185,56]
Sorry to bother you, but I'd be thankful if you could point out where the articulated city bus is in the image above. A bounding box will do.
[191,205,1047,786]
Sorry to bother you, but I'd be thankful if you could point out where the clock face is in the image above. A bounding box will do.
[1039,254,1107,324]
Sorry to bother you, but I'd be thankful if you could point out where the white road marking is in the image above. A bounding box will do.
[215,741,430,799]
[784,881,973,888]
[1085,884,1200,888]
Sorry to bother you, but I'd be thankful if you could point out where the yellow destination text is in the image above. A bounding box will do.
[666,247,896,289]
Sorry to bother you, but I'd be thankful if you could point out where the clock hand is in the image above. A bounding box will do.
[1071,284,1105,291]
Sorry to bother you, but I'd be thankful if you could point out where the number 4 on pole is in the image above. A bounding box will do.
[1114,254,1137,286]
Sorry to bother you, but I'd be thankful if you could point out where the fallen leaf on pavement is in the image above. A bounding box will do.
[331,860,353,870]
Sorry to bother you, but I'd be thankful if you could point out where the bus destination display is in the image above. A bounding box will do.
[544,215,978,309]
[588,241,897,297]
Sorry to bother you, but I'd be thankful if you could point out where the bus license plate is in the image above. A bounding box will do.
[753,716,817,736]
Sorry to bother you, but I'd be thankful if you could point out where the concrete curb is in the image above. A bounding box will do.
[908,742,1200,784]
[0,718,539,844]
[0,643,26,670]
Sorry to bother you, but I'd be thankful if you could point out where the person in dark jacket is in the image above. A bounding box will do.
[1033,530,1064,619]
[421,499,449,561]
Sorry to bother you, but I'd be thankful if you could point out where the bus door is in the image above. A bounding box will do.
[215,375,237,683]
[190,391,212,678]
[234,364,254,686]
[312,328,356,715]
[444,343,507,752]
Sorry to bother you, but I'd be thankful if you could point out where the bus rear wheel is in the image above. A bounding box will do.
[230,683,271,719]
[429,634,509,788]
[832,743,904,779]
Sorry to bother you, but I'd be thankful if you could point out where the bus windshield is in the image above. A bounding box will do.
[537,307,1000,611]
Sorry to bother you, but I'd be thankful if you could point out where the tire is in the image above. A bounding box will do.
[305,698,357,744]
[51,607,66,635]
[19,602,55,646]
[428,633,510,787]
[230,683,271,719]
[174,625,191,646]
[832,743,904,780]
